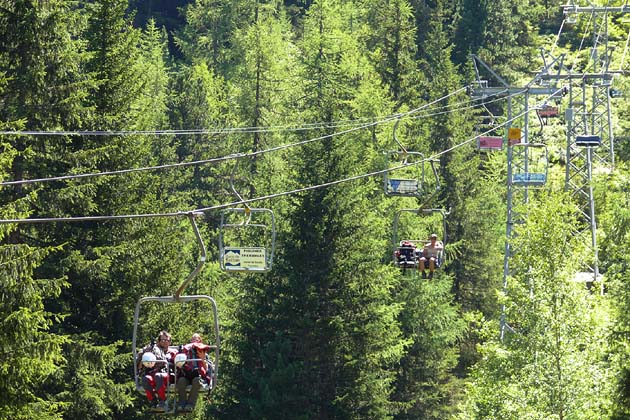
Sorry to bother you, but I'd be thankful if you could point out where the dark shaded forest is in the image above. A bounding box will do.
[1,0,630,419]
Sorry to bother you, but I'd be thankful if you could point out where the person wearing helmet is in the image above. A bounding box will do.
[419,233,443,279]
[138,330,175,412]
[175,333,215,412]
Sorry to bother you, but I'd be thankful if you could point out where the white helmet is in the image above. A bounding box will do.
[175,353,187,368]
[141,352,157,368]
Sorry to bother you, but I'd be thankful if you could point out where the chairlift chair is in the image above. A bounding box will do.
[218,207,276,272]
[392,208,448,271]
[575,135,602,147]
[132,295,220,395]
[383,150,424,197]
[511,143,549,187]
[477,136,504,151]
[132,214,220,414]
[537,104,560,119]
[475,108,504,152]
[383,151,441,198]
[563,5,577,26]
[383,117,440,198]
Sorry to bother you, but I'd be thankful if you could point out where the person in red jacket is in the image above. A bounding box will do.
[138,330,176,412]
[175,333,215,412]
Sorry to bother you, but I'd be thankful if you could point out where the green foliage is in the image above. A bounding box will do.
[175,0,255,71]
[595,166,630,419]
[365,0,421,106]
[0,235,67,419]
[214,2,409,418]
[50,336,135,419]
[2,1,630,419]
[458,191,615,419]
[392,274,466,420]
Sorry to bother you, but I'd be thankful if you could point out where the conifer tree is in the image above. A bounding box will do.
[243,1,406,418]
[594,169,630,419]
[407,0,492,401]
[26,1,191,417]
[453,0,535,76]
[0,1,86,417]
[169,61,232,209]
[0,222,67,420]
[416,0,487,311]
[175,0,254,72]
[365,0,421,107]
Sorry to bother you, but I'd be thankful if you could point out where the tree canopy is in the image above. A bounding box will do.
[1,1,629,419]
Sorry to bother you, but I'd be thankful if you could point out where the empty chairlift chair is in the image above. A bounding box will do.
[511,143,549,187]
[218,207,276,272]
[383,150,424,197]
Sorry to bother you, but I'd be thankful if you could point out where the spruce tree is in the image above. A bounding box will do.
[365,0,421,107]
[27,1,191,417]
[0,1,86,417]
[252,1,405,418]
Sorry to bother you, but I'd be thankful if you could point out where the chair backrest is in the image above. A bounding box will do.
[477,136,503,151]
[387,179,419,195]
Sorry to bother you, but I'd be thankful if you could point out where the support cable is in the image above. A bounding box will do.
[1,86,495,187]
[0,87,471,138]
[0,105,541,225]
[550,18,566,57]
[620,23,630,71]
[571,11,595,72]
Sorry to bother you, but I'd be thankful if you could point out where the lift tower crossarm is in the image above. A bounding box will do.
[470,87,563,98]
[538,73,614,81]
[563,5,630,14]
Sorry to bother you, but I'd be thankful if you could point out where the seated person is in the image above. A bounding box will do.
[137,330,176,412]
[394,240,417,267]
[419,233,443,279]
[176,333,215,412]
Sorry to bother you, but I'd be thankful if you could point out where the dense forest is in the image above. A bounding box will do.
[2,0,630,419]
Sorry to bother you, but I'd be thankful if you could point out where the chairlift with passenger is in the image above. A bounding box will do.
[392,208,448,274]
[132,213,220,415]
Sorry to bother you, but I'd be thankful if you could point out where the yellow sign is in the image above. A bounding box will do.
[224,247,267,270]
[508,127,522,146]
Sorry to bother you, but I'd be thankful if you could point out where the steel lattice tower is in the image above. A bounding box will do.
[559,2,629,287]
[470,55,563,339]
